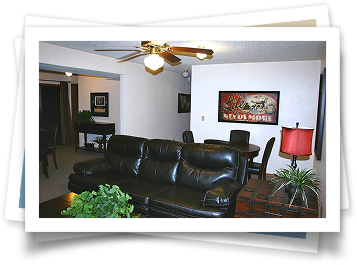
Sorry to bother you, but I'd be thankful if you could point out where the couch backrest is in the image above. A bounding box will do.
[138,139,184,185]
[177,143,240,190]
[105,135,147,176]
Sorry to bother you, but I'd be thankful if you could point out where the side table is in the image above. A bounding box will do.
[235,178,320,218]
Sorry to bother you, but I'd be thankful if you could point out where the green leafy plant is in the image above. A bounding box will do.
[92,135,108,146]
[61,184,139,218]
[77,110,94,123]
[271,165,321,208]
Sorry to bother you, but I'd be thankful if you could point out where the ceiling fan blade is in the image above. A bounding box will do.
[170,46,214,55]
[117,51,142,60]
[117,52,147,62]
[159,51,181,63]
[94,49,141,52]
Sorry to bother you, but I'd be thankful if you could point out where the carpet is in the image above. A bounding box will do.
[39,144,103,203]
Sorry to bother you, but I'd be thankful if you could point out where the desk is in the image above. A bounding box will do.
[74,122,115,153]
[231,142,260,161]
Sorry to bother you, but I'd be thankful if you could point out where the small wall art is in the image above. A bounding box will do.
[218,91,280,125]
[178,93,191,113]
[91,92,109,117]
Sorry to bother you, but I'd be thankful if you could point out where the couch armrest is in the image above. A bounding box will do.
[73,157,112,177]
[201,179,242,207]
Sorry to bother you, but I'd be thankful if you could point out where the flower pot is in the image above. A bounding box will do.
[287,184,302,202]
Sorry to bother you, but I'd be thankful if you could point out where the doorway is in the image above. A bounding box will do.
[39,84,63,145]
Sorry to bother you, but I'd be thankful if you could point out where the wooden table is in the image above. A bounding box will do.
[235,178,320,218]
[231,142,260,162]
[74,122,115,153]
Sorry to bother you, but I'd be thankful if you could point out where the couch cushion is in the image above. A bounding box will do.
[105,135,147,176]
[176,143,239,190]
[68,171,135,192]
[149,186,228,218]
[138,139,184,185]
[119,178,173,205]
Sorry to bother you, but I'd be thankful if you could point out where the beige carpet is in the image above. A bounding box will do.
[39,144,104,203]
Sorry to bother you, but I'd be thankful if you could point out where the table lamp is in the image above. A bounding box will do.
[280,122,314,169]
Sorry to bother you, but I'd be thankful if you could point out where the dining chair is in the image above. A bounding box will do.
[182,130,194,143]
[248,137,275,180]
[41,124,59,169]
[229,130,250,143]
[39,130,50,178]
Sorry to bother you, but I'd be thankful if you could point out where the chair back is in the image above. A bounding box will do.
[41,124,58,146]
[262,137,276,163]
[182,130,194,143]
[229,130,250,143]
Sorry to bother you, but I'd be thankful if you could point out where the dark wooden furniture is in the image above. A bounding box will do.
[230,130,250,143]
[235,178,319,218]
[39,192,146,218]
[247,137,275,180]
[41,124,59,169]
[231,142,260,162]
[74,122,115,153]
[39,129,50,178]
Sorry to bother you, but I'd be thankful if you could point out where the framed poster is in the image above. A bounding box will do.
[90,92,109,117]
[218,91,280,125]
[314,68,326,160]
[178,93,191,113]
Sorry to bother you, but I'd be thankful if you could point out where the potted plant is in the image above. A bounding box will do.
[61,184,139,218]
[92,135,108,151]
[77,110,95,124]
[270,165,321,207]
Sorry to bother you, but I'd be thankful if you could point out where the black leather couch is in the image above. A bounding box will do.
[68,135,247,218]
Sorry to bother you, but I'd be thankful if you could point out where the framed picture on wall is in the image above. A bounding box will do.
[315,68,326,160]
[91,92,109,117]
[178,93,191,113]
[218,91,280,125]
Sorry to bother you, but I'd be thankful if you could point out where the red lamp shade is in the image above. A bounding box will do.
[280,126,314,156]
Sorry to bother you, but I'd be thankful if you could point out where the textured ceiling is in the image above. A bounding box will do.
[41,41,326,77]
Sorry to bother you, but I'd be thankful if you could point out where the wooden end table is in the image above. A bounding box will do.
[235,178,320,218]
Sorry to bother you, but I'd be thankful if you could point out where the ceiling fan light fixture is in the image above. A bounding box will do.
[151,41,167,46]
[144,54,164,71]
[196,46,208,60]
[196,53,207,60]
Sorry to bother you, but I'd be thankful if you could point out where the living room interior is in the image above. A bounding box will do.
[39,40,327,218]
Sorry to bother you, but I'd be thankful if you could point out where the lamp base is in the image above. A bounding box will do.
[291,155,298,170]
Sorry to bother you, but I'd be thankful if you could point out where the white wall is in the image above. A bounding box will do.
[39,42,190,143]
[77,76,120,146]
[121,62,191,141]
[191,60,321,173]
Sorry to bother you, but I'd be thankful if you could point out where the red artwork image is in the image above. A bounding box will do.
[218,91,280,125]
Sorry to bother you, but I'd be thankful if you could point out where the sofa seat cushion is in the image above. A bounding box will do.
[118,178,173,205]
[149,185,228,218]
[69,171,136,192]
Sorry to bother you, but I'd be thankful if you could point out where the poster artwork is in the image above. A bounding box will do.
[218,91,280,125]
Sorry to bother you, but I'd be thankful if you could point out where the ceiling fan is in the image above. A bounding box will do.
[94,41,214,71]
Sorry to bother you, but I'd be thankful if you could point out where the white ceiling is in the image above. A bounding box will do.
[41,41,326,78]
